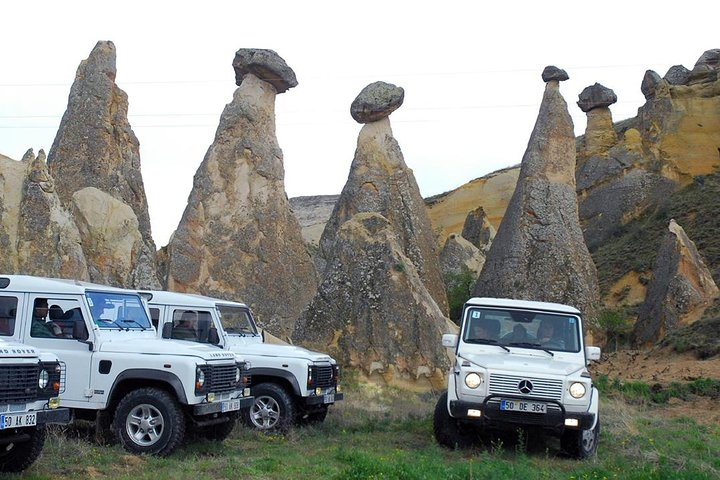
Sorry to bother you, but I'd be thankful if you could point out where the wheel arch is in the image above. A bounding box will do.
[106,369,188,412]
[249,368,301,397]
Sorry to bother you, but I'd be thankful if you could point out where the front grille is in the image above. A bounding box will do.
[206,364,238,393]
[311,365,335,388]
[488,374,564,401]
[0,364,39,403]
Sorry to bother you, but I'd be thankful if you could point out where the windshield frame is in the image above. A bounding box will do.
[461,306,582,353]
[216,304,258,336]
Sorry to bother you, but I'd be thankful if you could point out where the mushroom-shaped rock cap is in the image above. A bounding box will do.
[232,48,298,93]
[577,83,618,112]
[664,65,691,85]
[350,81,404,123]
[641,70,662,100]
[541,66,569,82]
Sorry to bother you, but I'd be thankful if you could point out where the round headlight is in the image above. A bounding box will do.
[38,369,49,389]
[235,367,241,384]
[464,372,482,389]
[569,382,586,399]
[196,369,206,388]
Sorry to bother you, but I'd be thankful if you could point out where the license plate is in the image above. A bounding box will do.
[500,399,546,414]
[221,399,241,412]
[323,393,335,404]
[0,412,37,429]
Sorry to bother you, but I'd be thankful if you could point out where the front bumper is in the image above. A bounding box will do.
[303,391,344,406]
[37,407,72,425]
[193,396,254,416]
[450,395,594,431]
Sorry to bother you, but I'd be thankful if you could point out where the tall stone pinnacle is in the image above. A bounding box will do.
[166,48,317,338]
[318,82,448,314]
[46,40,160,288]
[474,67,600,325]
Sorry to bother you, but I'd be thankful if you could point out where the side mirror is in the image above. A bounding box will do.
[72,319,89,341]
[442,334,458,348]
[585,346,601,363]
[208,327,220,345]
[161,322,173,339]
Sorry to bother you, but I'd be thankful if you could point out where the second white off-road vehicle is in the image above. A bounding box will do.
[0,335,71,472]
[1,275,253,456]
[144,290,342,431]
[435,297,601,458]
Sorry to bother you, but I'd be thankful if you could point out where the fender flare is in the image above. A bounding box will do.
[109,369,188,405]
[248,367,302,396]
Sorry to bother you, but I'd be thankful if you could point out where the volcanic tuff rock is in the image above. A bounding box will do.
[474,68,600,324]
[461,206,495,252]
[166,50,317,337]
[14,150,89,280]
[439,234,485,282]
[319,99,448,314]
[577,83,617,113]
[541,66,569,82]
[46,40,159,288]
[288,195,339,253]
[633,220,719,346]
[293,213,452,389]
[350,81,405,124]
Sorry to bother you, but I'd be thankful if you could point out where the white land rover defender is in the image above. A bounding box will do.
[144,290,342,431]
[0,275,253,456]
[435,297,602,458]
[0,336,71,473]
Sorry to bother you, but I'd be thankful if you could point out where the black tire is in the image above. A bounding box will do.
[561,415,600,459]
[201,413,238,441]
[112,387,186,456]
[0,425,46,473]
[243,383,295,432]
[299,406,328,426]
[433,391,476,449]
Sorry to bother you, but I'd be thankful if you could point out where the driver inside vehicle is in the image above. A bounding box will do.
[536,319,565,348]
[471,318,500,341]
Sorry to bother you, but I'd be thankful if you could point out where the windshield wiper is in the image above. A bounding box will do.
[466,338,511,352]
[507,342,554,357]
[120,319,146,331]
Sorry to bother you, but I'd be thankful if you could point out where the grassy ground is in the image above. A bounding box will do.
[8,382,720,480]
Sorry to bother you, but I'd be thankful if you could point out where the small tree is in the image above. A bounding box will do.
[597,307,633,351]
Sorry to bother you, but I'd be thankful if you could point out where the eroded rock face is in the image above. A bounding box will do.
[474,72,600,325]
[71,187,152,288]
[46,40,159,288]
[166,63,317,338]
[293,213,451,389]
[319,115,448,313]
[633,220,720,346]
[439,233,485,281]
[460,206,495,252]
[15,150,89,280]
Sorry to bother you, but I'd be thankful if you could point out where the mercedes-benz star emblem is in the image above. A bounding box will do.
[518,379,533,394]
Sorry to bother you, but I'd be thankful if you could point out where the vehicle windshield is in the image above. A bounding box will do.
[462,307,581,353]
[86,291,152,330]
[217,305,257,335]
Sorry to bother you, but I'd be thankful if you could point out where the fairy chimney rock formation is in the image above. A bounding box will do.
[633,220,720,347]
[350,81,404,123]
[293,213,451,389]
[46,40,159,288]
[541,66,569,82]
[232,48,298,93]
[439,234,485,282]
[319,82,448,313]
[473,66,600,325]
[461,206,495,252]
[166,48,317,337]
[578,83,618,155]
[15,150,89,280]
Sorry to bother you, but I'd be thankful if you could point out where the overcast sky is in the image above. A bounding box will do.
[1,1,717,246]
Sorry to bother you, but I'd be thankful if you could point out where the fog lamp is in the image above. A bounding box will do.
[565,418,579,427]
[467,409,482,418]
[315,387,322,396]
[206,393,215,402]
[48,397,60,409]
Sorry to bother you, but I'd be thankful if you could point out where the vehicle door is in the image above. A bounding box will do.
[22,293,95,408]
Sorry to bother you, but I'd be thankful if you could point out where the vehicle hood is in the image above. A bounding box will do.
[0,340,39,359]
[227,340,333,362]
[459,350,584,376]
[98,338,236,362]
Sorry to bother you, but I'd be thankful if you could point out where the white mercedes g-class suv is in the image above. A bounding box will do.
[434,297,601,458]
[143,290,342,431]
[1,275,253,456]
[0,335,71,472]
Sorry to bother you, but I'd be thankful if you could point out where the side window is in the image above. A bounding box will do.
[0,296,18,336]
[30,297,85,340]
[149,308,160,330]
[170,309,213,342]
